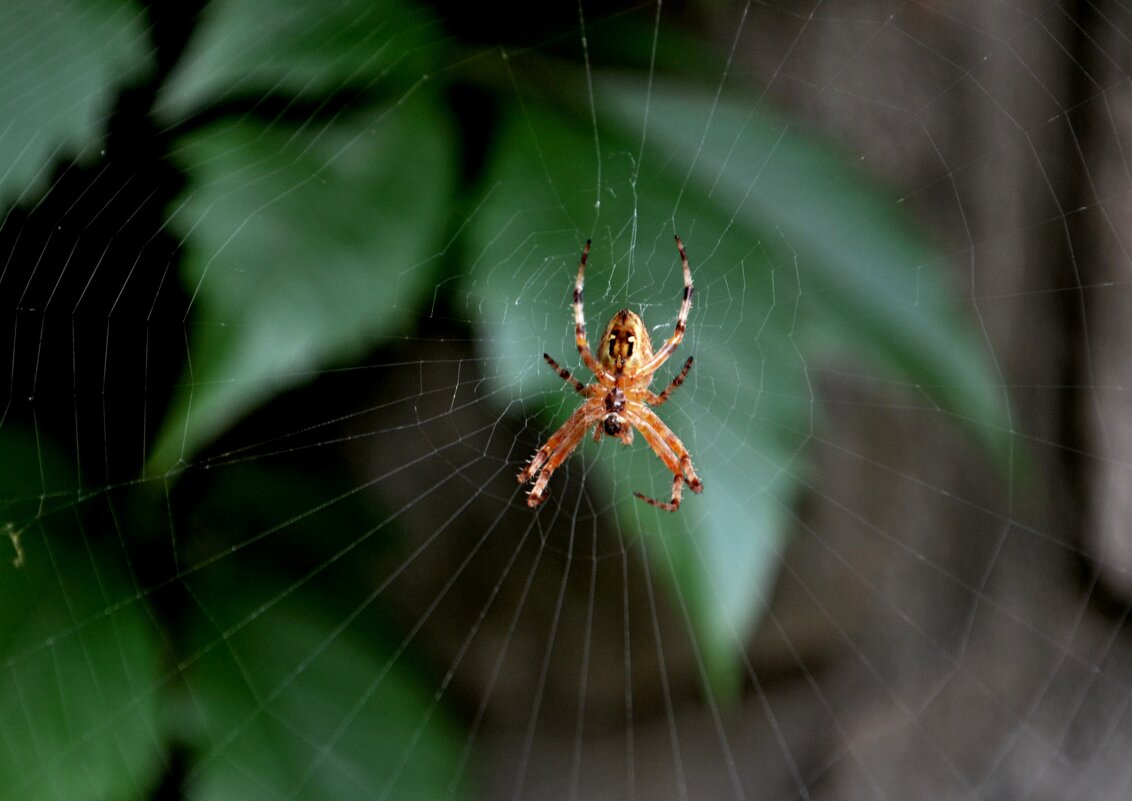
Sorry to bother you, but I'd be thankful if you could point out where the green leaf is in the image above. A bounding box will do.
[463,76,1010,697]
[0,425,83,536]
[156,0,439,120]
[0,0,151,202]
[150,93,454,471]
[176,571,470,801]
[597,77,1013,460]
[0,432,164,801]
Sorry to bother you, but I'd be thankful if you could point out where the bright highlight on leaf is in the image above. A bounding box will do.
[0,0,152,202]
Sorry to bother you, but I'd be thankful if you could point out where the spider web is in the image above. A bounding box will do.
[3,1,1132,800]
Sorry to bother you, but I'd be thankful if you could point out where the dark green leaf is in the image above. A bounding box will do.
[0,431,163,801]
[0,425,82,534]
[150,94,454,471]
[156,0,439,119]
[0,0,151,201]
[176,572,470,801]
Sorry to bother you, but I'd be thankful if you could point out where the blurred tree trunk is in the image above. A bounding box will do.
[728,1,1132,798]
[1078,5,1132,604]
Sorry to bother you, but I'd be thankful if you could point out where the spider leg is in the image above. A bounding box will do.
[641,405,702,492]
[518,404,599,507]
[624,403,702,511]
[543,353,586,394]
[636,235,694,378]
[648,356,694,406]
[628,417,685,512]
[573,239,608,379]
[635,477,685,513]
[517,404,589,484]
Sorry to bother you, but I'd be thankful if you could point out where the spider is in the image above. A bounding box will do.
[517,235,703,511]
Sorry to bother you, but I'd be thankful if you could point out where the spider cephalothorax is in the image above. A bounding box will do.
[602,386,627,436]
[517,236,703,511]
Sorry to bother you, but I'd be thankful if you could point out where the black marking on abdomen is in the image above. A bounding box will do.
[608,332,634,362]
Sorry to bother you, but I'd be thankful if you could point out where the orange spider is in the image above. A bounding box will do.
[518,236,703,511]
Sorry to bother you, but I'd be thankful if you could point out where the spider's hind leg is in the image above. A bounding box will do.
[543,353,586,394]
[651,356,694,406]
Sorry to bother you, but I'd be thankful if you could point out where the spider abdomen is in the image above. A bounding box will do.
[599,310,654,372]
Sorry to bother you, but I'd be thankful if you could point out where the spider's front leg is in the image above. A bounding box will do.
[518,404,597,507]
[633,452,702,512]
[626,404,703,511]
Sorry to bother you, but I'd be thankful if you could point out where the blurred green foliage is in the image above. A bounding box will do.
[149,101,454,468]
[0,429,165,800]
[0,0,153,202]
[177,569,467,801]
[0,0,1013,797]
